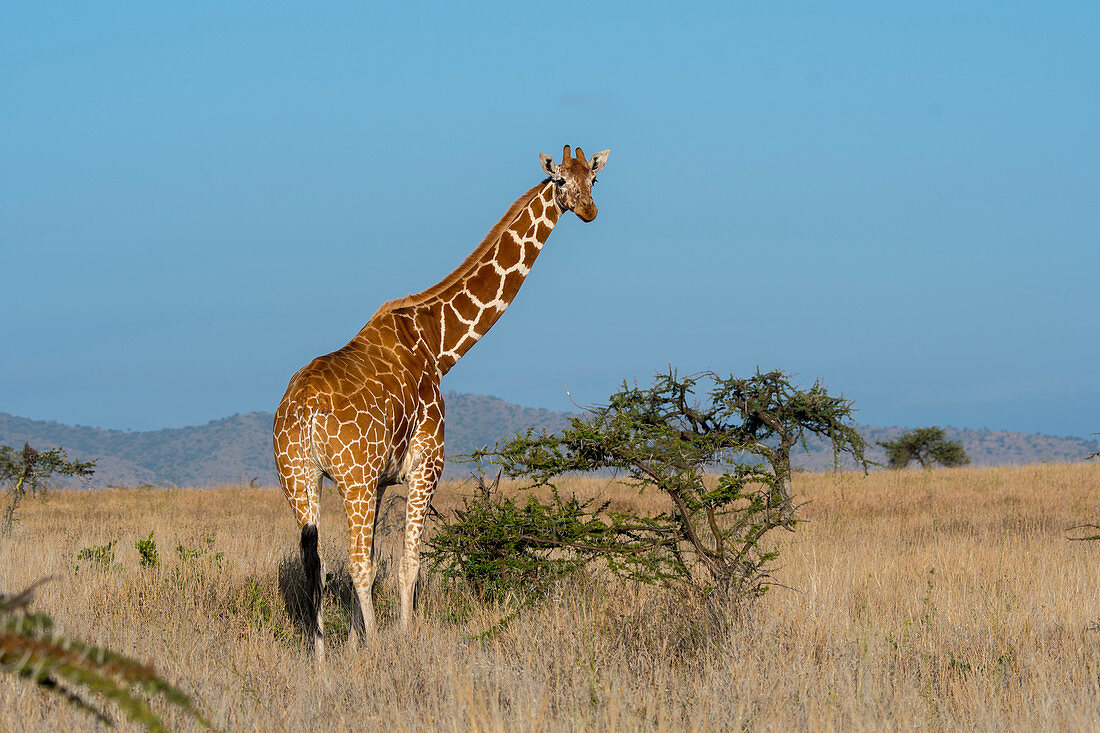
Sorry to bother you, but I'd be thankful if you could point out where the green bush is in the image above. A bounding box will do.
[76,540,117,570]
[430,472,615,601]
[176,536,223,565]
[135,531,158,569]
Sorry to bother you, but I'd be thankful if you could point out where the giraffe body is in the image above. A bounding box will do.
[273,146,609,657]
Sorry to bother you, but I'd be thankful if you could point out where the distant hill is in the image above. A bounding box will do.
[0,393,573,488]
[0,396,1095,488]
[798,425,1098,472]
[0,411,275,488]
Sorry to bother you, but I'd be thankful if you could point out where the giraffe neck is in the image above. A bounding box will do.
[417,181,561,375]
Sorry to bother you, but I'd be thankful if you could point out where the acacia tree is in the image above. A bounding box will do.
[1070,434,1100,542]
[1,443,95,535]
[877,427,969,469]
[430,369,868,610]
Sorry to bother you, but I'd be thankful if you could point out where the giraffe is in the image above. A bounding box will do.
[273,145,610,659]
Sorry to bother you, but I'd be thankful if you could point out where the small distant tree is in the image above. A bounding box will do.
[877,427,969,469]
[1,443,95,535]
[1073,434,1100,543]
[429,369,868,614]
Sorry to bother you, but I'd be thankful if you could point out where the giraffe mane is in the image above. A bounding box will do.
[373,179,552,316]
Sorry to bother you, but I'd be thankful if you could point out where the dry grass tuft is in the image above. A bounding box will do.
[1,463,1098,730]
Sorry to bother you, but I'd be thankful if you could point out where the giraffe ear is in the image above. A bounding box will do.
[590,149,610,173]
[539,152,559,178]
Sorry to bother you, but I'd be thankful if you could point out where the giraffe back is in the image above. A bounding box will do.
[273,310,441,488]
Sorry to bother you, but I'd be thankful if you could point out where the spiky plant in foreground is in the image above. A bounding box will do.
[0,577,213,731]
[1068,524,1100,541]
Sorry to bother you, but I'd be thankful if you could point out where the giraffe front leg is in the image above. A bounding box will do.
[401,446,444,632]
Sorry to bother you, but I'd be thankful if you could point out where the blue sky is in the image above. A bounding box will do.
[3,2,1097,437]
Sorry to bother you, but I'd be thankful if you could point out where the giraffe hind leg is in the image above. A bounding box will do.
[340,469,386,647]
[401,446,445,631]
[347,481,388,645]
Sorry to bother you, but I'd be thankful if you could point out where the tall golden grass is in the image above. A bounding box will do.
[1,462,1098,731]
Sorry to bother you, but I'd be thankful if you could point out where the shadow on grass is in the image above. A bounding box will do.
[276,552,398,648]
[277,554,353,647]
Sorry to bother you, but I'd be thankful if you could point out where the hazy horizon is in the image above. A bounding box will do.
[2,394,1097,442]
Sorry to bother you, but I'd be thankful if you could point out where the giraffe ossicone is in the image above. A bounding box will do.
[273,145,610,658]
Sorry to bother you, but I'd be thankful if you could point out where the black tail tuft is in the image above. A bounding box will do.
[300,524,322,639]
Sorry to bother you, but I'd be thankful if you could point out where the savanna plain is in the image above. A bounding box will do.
[2,463,1099,731]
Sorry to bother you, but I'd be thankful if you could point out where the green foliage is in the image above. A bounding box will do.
[430,369,868,613]
[878,427,970,469]
[76,540,117,570]
[177,536,223,565]
[230,576,303,644]
[163,537,224,599]
[135,531,159,569]
[177,543,201,562]
[236,579,274,628]
[429,472,624,601]
[0,578,213,731]
[1,443,95,535]
[714,368,871,502]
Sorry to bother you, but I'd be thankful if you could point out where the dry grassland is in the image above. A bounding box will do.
[2,463,1099,731]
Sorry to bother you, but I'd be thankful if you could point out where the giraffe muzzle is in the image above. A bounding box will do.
[575,201,598,222]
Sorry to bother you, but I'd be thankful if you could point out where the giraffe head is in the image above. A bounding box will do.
[538,145,610,222]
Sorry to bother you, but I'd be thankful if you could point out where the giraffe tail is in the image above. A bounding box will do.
[300,523,324,651]
[301,399,323,477]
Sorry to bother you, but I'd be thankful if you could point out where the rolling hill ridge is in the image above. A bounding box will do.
[1,394,1095,488]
